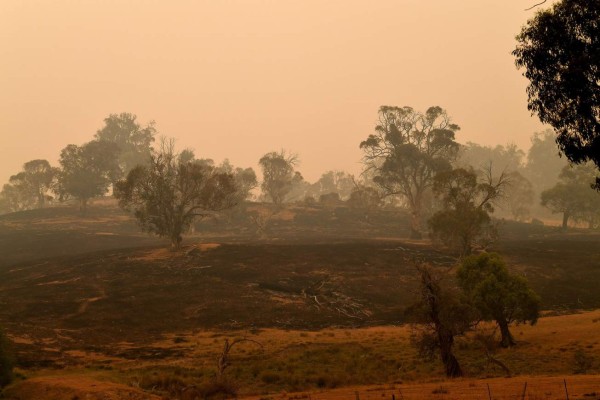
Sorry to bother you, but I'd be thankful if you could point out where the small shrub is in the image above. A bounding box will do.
[432,386,449,394]
[195,379,238,399]
[573,348,594,374]
[260,371,281,384]
[530,218,544,226]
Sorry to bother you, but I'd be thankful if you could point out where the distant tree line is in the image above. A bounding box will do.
[1,105,599,250]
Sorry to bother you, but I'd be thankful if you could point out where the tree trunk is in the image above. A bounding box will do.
[410,207,423,239]
[439,328,463,377]
[79,198,88,215]
[171,234,182,250]
[418,265,463,378]
[562,211,570,230]
[37,191,45,208]
[498,319,516,348]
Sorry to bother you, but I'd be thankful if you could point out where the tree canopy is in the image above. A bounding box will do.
[360,106,460,238]
[114,140,239,249]
[514,0,600,187]
[259,151,302,205]
[0,159,57,213]
[541,163,600,229]
[56,141,121,212]
[457,253,540,347]
[95,112,156,176]
[428,167,508,255]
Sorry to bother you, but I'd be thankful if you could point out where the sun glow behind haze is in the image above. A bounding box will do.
[0,0,549,184]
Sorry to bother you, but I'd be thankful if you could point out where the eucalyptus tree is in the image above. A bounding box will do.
[541,163,600,229]
[428,167,509,255]
[514,0,600,188]
[259,150,302,205]
[458,253,540,348]
[0,159,56,213]
[114,140,238,249]
[56,141,121,212]
[360,106,460,238]
[95,112,156,176]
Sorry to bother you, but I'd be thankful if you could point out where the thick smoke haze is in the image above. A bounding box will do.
[1,1,547,184]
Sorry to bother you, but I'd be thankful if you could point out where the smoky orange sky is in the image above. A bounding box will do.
[1,0,550,185]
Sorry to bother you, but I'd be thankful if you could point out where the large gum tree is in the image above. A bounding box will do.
[360,106,460,238]
[514,0,600,188]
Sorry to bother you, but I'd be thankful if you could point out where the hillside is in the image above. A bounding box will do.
[0,199,599,398]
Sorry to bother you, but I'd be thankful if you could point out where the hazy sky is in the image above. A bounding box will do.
[0,0,550,185]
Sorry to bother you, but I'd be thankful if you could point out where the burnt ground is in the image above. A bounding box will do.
[0,200,599,370]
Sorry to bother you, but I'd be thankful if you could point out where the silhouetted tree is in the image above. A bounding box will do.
[458,142,525,173]
[259,150,302,205]
[524,130,568,195]
[360,106,460,238]
[56,141,121,212]
[541,163,600,229]
[346,185,381,221]
[95,112,156,176]
[217,159,258,202]
[12,160,56,208]
[0,160,57,213]
[308,171,355,200]
[514,0,600,188]
[408,263,476,378]
[428,167,508,255]
[504,171,534,221]
[114,139,238,249]
[457,253,540,347]
[0,184,28,214]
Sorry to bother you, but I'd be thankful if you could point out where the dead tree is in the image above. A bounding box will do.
[216,337,263,379]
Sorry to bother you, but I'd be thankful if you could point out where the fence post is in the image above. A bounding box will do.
[564,379,570,400]
[392,394,396,400]
[487,383,492,400]
[355,391,360,400]
[521,381,528,400]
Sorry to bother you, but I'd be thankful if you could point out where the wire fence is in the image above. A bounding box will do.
[287,376,600,400]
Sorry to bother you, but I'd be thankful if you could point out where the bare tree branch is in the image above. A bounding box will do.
[525,0,547,11]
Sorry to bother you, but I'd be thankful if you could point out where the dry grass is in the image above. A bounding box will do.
[4,310,598,399]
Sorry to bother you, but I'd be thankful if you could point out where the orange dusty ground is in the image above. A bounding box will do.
[243,375,600,400]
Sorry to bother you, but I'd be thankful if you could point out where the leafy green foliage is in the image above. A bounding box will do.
[514,0,600,187]
[360,106,460,238]
[114,140,239,248]
[457,253,541,347]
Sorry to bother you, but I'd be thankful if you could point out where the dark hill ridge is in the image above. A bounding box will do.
[0,198,413,267]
